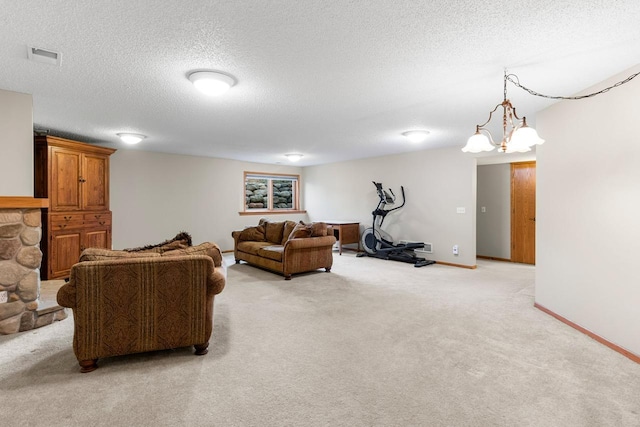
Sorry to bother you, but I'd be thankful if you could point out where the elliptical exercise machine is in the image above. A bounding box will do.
[357,182,435,267]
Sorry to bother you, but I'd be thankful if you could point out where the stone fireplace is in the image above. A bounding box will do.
[0,197,66,334]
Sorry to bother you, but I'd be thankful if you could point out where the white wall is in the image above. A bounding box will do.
[0,89,33,196]
[536,64,640,357]
[110,150,307,251]
[303,147,477,266]
[476,164,511,259]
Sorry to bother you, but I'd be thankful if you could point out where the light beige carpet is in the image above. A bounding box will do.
[1,254,639,427]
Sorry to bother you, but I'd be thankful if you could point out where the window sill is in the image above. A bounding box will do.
[238,210,307,216]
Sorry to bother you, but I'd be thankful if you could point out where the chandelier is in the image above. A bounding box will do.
[462,71,543,153]
[462,69,640,154]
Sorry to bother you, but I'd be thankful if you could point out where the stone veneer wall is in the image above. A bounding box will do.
[245,179,294,209]
[0,208,63,334]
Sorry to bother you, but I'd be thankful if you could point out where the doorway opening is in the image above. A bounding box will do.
[476,159,536,265]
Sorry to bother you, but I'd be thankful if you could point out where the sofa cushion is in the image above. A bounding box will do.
[237,241,274,256]
[288,221,312,240]
[257,245,284,262]
[281,220,298,244]
[264,221,286,244]
[162,242,223,267]
[79,248,162,262]
[239,225,266,242]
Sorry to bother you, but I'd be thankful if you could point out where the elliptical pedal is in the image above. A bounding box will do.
[414,259,436,268]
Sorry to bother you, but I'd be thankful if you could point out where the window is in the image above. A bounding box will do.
[242,172,303,214]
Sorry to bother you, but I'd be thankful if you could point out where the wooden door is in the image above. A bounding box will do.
[511,162,536,264]
[50,231,82,278]
[50,148,82,211]
[82,154,110,211]
[84,229,110,250]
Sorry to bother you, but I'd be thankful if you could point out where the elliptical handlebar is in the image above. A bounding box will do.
[372,182,407,227]
[395,186,406,210]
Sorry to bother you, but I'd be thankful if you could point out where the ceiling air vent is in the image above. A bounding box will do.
[27,46,61,66]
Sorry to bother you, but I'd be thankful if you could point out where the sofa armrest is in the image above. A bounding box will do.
[281,235,336,278]
[161,242,224,268]
[284,235,336,250]
[57,280,76,308]
[231,230,242,245]
[209,265,226,295]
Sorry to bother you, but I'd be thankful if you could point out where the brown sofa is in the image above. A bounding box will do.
[57,235,226,373]
[232,219,336,280]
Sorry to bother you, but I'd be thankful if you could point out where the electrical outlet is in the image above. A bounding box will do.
[453,245,459,255]
[0,291,8,303]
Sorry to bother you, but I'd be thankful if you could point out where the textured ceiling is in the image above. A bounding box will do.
[1,0,640,166]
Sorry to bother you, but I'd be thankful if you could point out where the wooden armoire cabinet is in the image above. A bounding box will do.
[34,135,116,279]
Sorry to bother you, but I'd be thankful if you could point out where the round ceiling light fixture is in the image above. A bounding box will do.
[188,71,236,96]
[117,133,146,144]
[402,130,430,143]
[285,153,303,162]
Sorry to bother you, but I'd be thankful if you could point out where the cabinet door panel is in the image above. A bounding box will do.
[50,231,82,279]
[51,149,82,211]
[84,229,110,250]
[82,154,109,210]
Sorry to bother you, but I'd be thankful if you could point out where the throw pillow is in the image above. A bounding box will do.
[309,222,328,237]
[123,231,193,253]
[281,220,298,244]
[239,225,266,242]
[288,221,312,240]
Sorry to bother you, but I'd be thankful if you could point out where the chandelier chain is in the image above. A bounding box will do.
[505,71,640,100]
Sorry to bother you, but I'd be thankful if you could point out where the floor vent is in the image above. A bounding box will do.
[27,46,61,66]
[399,240,433,254]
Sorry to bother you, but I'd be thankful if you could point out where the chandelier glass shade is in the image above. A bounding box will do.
[462,74,544,153]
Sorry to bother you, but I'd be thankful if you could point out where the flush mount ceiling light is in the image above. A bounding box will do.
[285,153,303,162]
[117,133,146,145]
[188,71,236,96]
[402,130,430,143]
[462,69,640,154]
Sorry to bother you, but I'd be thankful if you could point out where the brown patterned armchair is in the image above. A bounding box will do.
[57,241,226,373]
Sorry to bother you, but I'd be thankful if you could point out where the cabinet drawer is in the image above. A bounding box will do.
[50,213,82,223]
[50,214,84,230]
[83,212,112,227]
